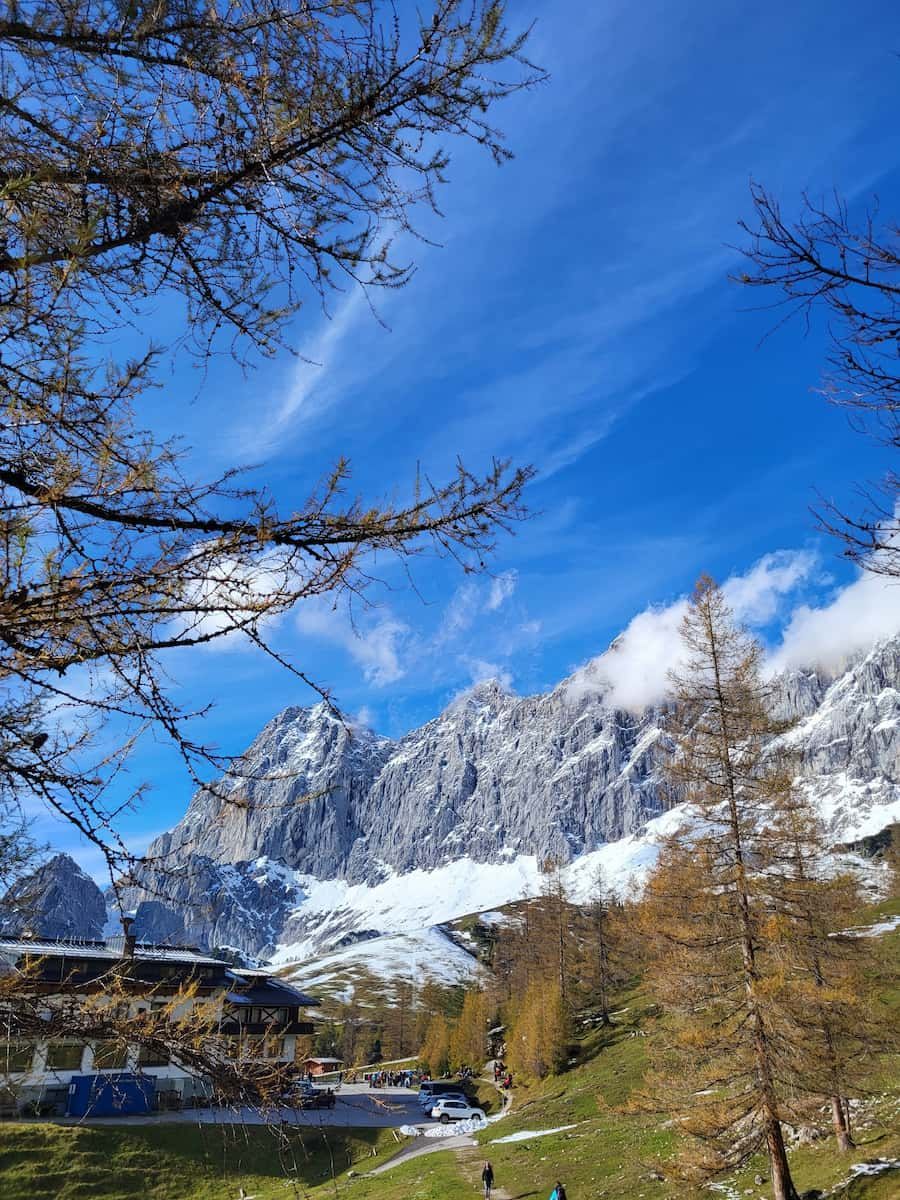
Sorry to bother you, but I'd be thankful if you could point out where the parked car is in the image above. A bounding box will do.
[418,1081,469,1099]
[418,1088,467,1108]
[429,1097,486,1124]
[298,1088,336,1110]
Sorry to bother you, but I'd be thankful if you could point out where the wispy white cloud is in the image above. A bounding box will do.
[241,290,367,457]
[176,550,294,651]
[435,581,480,643]
[290,570,530,698]
[564,549,821,711]
[463,657,515,691]
[721,550,819,623]
[768,569,900,675]
[487,571,518,611]
[352,705,375,731]
[294,598,410,687]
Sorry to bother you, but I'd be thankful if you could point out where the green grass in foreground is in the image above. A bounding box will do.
[0,1121,398,1200]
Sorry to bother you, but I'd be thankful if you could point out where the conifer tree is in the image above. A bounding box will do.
[885,825,900,897]
[414,982,457,1049]
[638,578,801,1200]
[382,981,417,1060]
[0,0,542,880]
[420,1014,452,1077]
[449,989,489,1071]
[585,866,620,1025]
[541,861,573,1015]
[759,784,893,1152]
[508,979,567,1080]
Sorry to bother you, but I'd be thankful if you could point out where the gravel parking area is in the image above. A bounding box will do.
[52,1084,427,1129]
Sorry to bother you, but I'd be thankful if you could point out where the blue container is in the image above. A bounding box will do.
[66,1072,156,1117]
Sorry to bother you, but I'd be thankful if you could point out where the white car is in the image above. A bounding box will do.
[430,1097,486,1124]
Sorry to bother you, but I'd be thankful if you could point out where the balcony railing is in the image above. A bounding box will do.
[220,1020,314,1036]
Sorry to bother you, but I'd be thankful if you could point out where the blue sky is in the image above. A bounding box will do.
[43,0,900,870]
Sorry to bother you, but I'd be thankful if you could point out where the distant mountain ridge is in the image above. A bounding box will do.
[120,635,900,960]
[8,637,900,969]
[151,675,670,884]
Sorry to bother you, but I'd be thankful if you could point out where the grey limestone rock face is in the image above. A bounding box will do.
[787,638,900,835]
[0,853,107,939]
[119,856,308,958]
[354,679,668,880]
[82,636,900,955]
[150,704,393,876]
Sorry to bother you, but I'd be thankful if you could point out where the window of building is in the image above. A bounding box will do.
[2,1042,34,1072]
[46,1042,85,1071]
[248,1006,288,1025]
[137,1045,169,1068]
[92,1042,129,1071]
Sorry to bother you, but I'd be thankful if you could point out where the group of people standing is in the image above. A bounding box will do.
[364,1068,418,1088]
[482,1162,567,1200]
[492,1060,513,1090]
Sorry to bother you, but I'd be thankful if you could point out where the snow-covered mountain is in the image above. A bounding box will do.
[112,635,900,983]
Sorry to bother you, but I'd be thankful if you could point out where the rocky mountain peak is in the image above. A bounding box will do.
[0,852,107,940]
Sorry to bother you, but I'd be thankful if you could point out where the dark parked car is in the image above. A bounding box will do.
[297,1087,336,1109]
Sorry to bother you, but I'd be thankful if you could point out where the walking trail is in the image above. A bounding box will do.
[367,1075,513,1178]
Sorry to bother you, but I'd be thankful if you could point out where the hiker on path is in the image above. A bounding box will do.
[482,1161,495,1200]
[549,1181,568,1200]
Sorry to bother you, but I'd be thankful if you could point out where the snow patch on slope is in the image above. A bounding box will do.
[279,806,689,956]
[268,794,899,989]
[269,806,692,985]
[279,926,483,990]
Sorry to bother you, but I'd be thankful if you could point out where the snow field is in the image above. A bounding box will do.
[490,1124,579,1144]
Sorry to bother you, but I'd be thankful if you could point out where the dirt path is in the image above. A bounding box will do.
[367,1132,477,1175]
[453,1146,516,1200]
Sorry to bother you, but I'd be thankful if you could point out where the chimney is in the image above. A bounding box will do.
[121,914,136,960]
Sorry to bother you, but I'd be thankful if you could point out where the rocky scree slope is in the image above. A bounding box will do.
[116,636,900,959]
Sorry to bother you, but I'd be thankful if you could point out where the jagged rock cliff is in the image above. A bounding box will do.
[149,706,393,879]
[118,637,900,957]
[142,678,671,885]
[0,853,107,939]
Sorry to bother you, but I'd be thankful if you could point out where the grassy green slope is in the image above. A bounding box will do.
[455,911,900,1200]
[460,980,900,1200]
[0,1122,398,1200]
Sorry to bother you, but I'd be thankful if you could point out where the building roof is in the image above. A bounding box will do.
[305,1056,343,1065]
[226,975,320,1007]
[0,939,321,1006]
[225,985,317,1007]
[0,936,224,967]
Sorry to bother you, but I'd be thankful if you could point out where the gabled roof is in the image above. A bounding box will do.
[226,974,320,1007]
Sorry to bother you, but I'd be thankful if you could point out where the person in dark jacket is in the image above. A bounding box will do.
[549,1181,567,1200]
[481,1161,495,1200]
